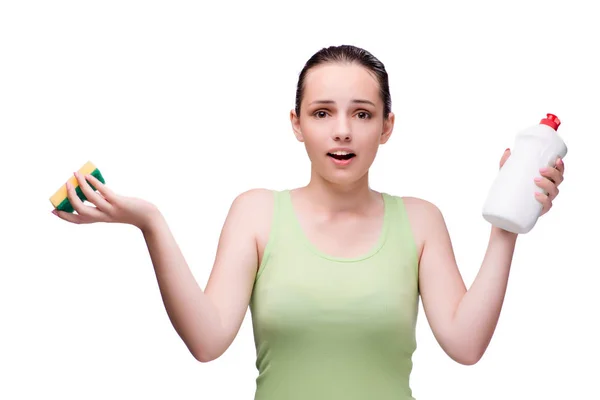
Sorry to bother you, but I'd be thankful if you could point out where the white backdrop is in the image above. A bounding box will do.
[1,1,598,399]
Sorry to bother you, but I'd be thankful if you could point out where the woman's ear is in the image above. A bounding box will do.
[380,112,395,144]
[290,109,304,142]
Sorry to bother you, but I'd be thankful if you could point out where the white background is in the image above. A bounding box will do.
[1,1,599,399]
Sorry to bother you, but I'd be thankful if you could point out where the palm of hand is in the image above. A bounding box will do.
[52,172,158,229]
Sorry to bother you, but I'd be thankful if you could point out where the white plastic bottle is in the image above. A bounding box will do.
[482,113,568,234]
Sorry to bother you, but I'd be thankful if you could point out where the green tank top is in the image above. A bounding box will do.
[249,190,420,400]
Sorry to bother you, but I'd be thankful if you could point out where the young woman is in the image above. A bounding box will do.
[53,45,565,399]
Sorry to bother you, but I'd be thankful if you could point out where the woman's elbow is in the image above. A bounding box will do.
[190,343,224,363]
[454,352,483,366]
[449,345,485,366]
[193,349,222,363]
[441,339,485,366]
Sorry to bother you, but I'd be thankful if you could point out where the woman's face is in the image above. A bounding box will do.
[291,62,394,186]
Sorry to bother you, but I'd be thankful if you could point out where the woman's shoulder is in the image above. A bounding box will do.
[398,195,441,214]
[228,188,279,229]
[229,188,277,216]
[387,194,447,233]
[233,187,277,203]
[383,194,447,256]
[228,189,280,259]
[384,193,441,215]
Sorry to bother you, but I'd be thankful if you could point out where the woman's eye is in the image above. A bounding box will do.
[357,112,370,119]
[315,111,328,118]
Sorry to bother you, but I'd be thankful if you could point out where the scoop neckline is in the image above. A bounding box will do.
[284,189,391,263]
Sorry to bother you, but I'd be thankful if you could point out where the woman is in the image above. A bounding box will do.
[52,45,565,399]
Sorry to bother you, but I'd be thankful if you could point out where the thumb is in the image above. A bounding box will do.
[499,148,511,169]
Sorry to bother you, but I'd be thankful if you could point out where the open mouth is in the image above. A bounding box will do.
[327,152,356,160]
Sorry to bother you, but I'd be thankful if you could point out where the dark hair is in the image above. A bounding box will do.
[294,45,392,119]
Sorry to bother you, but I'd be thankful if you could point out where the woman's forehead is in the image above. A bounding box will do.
[303,63,380,103]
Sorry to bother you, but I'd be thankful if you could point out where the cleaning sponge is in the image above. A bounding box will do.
[50,161,106,213]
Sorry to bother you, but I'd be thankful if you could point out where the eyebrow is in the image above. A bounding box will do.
[308,99,376,107]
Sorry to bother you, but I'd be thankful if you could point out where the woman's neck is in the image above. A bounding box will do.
[300,169,380,215]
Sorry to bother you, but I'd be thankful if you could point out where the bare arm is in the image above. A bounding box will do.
[143,189,272,362]
[413,151,564,365]
[415,199,517,365]
[55,173,272,362]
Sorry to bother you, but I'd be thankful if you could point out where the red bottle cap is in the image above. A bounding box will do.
[540,113,561,130]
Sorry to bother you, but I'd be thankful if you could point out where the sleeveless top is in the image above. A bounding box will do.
[249,189,420,400]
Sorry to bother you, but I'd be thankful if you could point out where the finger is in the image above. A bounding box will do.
[534,192,553,216]
[84,174,117,202]
[74,172,111,211]
[534,176,559,201]
[65,180,85,214]
[65,181,103,219]
[555,157,565,175]
[52,209,84,224]
[540,165,564,186]
[499,148,511,169]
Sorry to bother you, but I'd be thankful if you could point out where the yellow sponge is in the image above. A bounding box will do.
[50,161,106,213]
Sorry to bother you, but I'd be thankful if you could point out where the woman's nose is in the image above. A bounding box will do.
[332,119,352,142]
[333,132,352,142]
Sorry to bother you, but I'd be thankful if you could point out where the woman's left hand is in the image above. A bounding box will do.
[499,148,565,216]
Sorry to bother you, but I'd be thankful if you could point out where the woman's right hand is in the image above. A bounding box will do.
[52,171,160,231]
